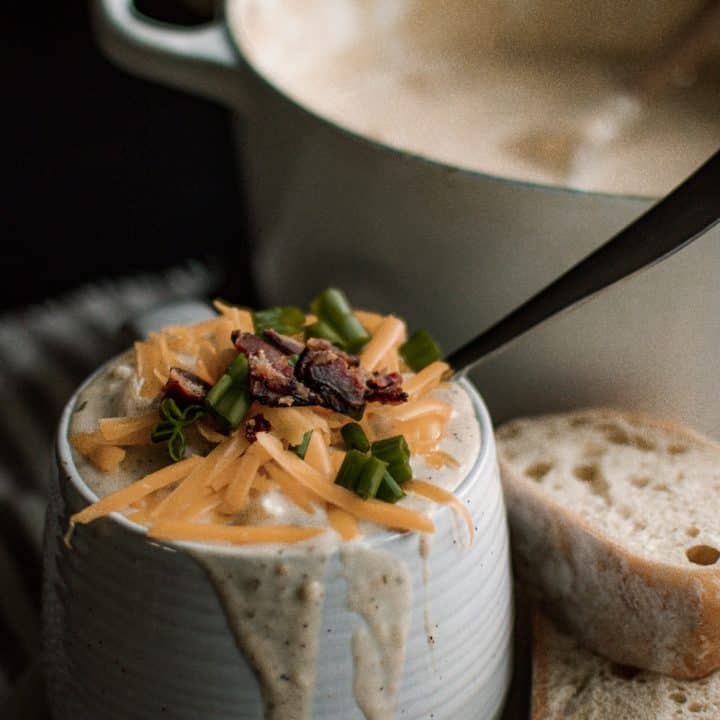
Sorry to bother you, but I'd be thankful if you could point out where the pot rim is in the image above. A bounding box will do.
[221,0,657,204]
[56,351,497,554]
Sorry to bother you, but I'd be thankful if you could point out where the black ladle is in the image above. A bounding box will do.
[447,149,720,375]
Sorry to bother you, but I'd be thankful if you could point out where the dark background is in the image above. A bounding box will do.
[2,6,256,715]
[4,1,254,313]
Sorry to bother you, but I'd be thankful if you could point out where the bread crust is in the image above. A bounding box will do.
[498,408,720,680]
[531,610,720,719]
[531,612,552,720]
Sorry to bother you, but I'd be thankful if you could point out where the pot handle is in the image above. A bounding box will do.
[92,0,252,109]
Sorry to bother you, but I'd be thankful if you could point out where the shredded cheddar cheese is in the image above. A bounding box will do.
[70,456,202,526]
[420,451,460,469]
[359,316,406,371]
[223,443,269,509]
[260,407,330,446]
[304,430,333,479]
[327,506,360,540]
[98,412,158,444]
[135,339,163,398]
[212,299,254,333]
[70,431,105,455]
[134,313,250,400]
[150,437,242,520]
[67,301,475,546]
[353,310,385,334]
[264,463,319,514]
[404,480,474,545]
[70,432,127,472]
[87,445,126,474]
[392,417,447,454]
[180,491,225,522]
[381,397,452,423]
[403,361,451,399]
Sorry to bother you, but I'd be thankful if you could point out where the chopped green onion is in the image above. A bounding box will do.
[354,456,388,500]
[310,288,370,352]
[226,355,250,381]
[151,399,206,462]
[387,459,413,484]
[151,421,176,443]
[157,399,206,427]
[219,393,251,429]
[167,431,187,463]
[252,306,305,336]
[371,435,410,466]
[310,287,351,322]
[206,355,248,395]
[206,355,251,429]
[334,449,369,491]
[346,404,366,422]
[377,471,406,503]
[335,430,416,503]
[180,405,206,425]
[341,422,370,453]
[158,397,183,422]
[206,374,232,405]
[290,430,313,460]
[371,434,413,483]
[399,329,443,372]
[333,314,370,352]
[304,320,347,348]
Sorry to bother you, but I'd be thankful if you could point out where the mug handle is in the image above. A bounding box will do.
[91,0,252,109]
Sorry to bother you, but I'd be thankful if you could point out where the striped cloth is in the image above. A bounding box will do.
[0,262,219,717]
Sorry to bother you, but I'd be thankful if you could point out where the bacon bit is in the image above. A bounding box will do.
[247,352,294,404]
[232,330,288,365]
[233,331,314,407]
[296,339,407,413]
[163,367,211,407]
[244,413,272,443]
[294,339,367,416]
[262,328,305,356]
[232,332,408,417]
[365,371,407,404]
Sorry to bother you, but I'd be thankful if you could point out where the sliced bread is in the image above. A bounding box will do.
[532,612,720,719]
[496,408,720,679]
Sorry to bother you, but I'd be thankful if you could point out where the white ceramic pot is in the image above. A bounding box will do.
[43,361,513,719]
[91,0,720,438]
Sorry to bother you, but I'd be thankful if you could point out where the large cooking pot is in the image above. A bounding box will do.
[92,0,720,436]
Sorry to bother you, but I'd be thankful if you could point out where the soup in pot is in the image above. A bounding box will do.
[229,0,720,197]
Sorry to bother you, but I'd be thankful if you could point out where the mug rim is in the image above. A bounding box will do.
[56,351,496,553]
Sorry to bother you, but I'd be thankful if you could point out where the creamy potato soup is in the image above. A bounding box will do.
[229,0,720,196]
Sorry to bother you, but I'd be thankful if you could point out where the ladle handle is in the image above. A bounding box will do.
[447,150,720,375]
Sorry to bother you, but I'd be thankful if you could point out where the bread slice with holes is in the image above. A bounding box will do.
[496,408,720,679]
[532,611,720,719]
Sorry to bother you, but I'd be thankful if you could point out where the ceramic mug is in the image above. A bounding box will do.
[43,360,513,719]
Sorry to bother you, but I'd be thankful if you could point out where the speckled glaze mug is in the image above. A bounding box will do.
[43,358,513,719]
